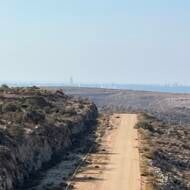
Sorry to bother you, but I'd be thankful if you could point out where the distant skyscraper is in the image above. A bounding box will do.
[70,77,73,86]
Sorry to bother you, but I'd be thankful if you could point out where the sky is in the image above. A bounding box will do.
[0,0,190,85]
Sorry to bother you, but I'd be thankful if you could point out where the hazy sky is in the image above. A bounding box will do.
[0,0,190,85]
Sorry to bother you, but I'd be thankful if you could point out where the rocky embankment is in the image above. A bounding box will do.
[0,86,98,190]
[136,114,190,190]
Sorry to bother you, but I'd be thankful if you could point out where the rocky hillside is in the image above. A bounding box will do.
[0,86,98,190]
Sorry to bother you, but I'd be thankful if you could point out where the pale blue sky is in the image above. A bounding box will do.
[0,0,190,85]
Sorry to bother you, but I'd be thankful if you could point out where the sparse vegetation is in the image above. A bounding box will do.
[0,84,10,92]
[63,87,190,125]
[137,113,190,190]
[62,87,190,189]
[0,86,98,190]
[2,102,19,112]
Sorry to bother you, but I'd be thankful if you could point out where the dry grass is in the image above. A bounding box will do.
[137,114,155,190]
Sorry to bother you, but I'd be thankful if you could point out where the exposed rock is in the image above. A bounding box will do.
[0,87,98,190]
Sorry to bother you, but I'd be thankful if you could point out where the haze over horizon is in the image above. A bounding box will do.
[0,0,190,85]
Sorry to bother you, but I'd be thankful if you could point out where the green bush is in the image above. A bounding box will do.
[2,102,19,112]
[24,97,49,108]
[136,121,155,132]
[23,110,45,124]
[0,84,10,92]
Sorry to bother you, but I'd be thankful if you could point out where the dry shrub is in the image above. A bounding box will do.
[137,115,155,190]
[2,102,19,112]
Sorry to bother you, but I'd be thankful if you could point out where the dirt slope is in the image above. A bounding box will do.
[73,114,141,190]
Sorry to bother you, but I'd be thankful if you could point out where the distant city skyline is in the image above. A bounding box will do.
[0,1,190,85]
[0,80,189,87]
[2,81,190,94]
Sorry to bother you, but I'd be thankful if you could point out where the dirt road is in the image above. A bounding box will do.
[72,114,141,190]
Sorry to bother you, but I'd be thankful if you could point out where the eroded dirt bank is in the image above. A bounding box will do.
[0,87,98,190]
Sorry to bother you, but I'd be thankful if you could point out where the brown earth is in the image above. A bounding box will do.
[72,114,141,190]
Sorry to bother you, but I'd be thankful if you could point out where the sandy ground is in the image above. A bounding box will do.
[72,114,141,190]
